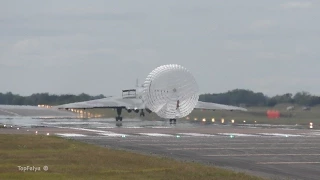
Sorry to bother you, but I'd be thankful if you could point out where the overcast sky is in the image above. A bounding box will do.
[1,0,319,96]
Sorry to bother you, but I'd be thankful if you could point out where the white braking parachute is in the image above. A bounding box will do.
[143,64,199,119]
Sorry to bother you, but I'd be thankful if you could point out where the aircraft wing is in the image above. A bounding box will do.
[54,96,145,110]
[195,101,247,111]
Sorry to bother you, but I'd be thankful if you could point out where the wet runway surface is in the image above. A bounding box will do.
[1,116,320,180]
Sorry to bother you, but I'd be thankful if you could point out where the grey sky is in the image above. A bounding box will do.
[1,0,319,96]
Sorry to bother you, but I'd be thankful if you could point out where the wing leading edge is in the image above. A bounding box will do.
[54,96,145,110]
[55,97,247,112]
[195,101,247,111]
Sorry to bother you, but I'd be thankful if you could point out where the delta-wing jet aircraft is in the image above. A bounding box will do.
[55,64,247,123]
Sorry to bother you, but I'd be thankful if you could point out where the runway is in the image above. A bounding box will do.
[74,135,320,180]
[1,115,320,180]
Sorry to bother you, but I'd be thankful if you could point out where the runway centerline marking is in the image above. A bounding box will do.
[257,162,320,165]
[204,154,320,157]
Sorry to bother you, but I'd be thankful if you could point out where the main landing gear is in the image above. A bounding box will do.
[169,119,176,124]
[115,108,145,121]
[115,108,123,121]
[140,109,145,117]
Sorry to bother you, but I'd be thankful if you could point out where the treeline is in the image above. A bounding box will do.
[199,89,320,107]
[1,89,320,107]
[0,92,105,106]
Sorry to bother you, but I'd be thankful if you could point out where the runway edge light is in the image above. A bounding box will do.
[310,122,313,129]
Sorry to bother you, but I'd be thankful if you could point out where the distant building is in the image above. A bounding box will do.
[286,106,294,111]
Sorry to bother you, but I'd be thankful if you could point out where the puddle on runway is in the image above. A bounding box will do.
[0,116,203,129]
[0,116,305,130]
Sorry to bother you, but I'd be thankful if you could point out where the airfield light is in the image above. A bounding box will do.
[3,125,6,127]
[243,120,246,123]
[221,118,225,124]
[255,121,257,123]
[194,118,198,121]
[35,131,38,134]
[212,118,215,122]
[17,128,19,130]
[121,135,126,138]
[230,135,235,138]
[10,126,12,128]
[310,122,313,129]
[202,118,206,122]
[176,135,181,138]
[231,119,235,123]
[186,116,190,120]
[46,133,50,136]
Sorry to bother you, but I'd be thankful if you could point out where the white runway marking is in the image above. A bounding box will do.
[257,162,320,165]
[151,126,172,128]
[138,133,174,137]
[204,154,320,157]
[64,127,107,133]
[258,133,303,137]
[123,127,143,128]
[217,133,260,137]
[0,108,20,116]
[96,127,115,129]
[55,133,87,137]
[178,133,215,137]
[139,143,204,146]
[303,132,320,136]
[59,127,128,136]
[99,133,128,137]
[43,122,105,125]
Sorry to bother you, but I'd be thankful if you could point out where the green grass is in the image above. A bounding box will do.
[0,134,264,180]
